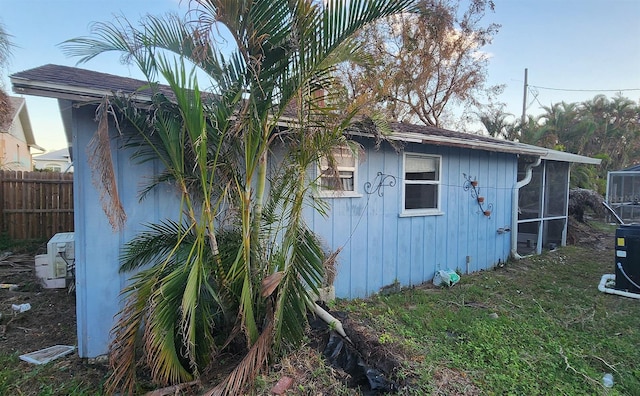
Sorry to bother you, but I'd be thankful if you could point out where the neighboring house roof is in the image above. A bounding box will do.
[33,147,71,162]
[0,96,44,151]
[33,147,73,172]
[11,64,600,165]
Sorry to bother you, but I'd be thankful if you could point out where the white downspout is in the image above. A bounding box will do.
[313,303,352,343]
[511,157,542,260]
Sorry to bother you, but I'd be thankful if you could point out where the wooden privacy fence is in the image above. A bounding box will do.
[0,170,74,240]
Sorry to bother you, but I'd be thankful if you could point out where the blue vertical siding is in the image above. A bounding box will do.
[73,103,518,356]
[73,105,121,358]
[73,105,180,358]
[308,138,518,298]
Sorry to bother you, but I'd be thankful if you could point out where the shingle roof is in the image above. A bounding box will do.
[11,64,600,164]
[11,64,175,102]
[391,121,531,152]
[33,147,70,161]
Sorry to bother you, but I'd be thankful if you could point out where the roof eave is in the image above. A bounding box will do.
[10,67,602,165]
[349,130,546,157]
[17,101,39,148]
[540,150,602,165]
[11,77,154,104]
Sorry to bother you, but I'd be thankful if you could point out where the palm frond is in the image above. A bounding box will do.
[119,220,192,272]
[272,223,325,348]
[204,320,274,396]
[114,222,242,387]
[105,265,159,394]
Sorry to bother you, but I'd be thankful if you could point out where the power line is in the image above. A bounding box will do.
[528,84,640,93]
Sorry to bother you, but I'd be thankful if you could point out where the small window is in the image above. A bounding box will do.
[402,153,441,214]
[45,164,62,172]
[318,145,359,197]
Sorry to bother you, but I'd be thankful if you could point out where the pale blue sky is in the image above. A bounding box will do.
[1,0,639,151]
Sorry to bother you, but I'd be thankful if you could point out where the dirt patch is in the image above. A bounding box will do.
[432,367,481,396]
[0,250,108,394]
[566,216,613,251]
[305,309,407,393]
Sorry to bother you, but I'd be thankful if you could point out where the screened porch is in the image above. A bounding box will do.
[606,167,640,223]
[516,159,570,256]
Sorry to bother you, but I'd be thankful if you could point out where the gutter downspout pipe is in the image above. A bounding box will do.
[313,303,352,343]
[511,157,542,260]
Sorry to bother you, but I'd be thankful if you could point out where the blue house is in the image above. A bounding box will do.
[11,64,600,358]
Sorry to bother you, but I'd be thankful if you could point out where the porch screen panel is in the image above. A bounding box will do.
[544,161,569,217]
[518,165,543,220]
[517,221,540,256]
[623,175,636,203]
[543,219,565,249]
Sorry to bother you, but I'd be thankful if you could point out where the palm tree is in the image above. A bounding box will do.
[62,0,418,394]
[477,108,515,139]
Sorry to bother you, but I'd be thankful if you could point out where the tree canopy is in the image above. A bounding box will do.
[337,0,501,128]
[0,22,14,127]
[478,94,640,192]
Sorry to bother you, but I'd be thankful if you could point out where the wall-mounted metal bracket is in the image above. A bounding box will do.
[364,172,397,197]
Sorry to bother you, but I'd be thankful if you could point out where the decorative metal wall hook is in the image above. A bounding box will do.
[364,172,397,197]
[462,173,479,198]
[463,173,494,217]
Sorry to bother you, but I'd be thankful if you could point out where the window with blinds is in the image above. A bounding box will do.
[318,145,358,196]
[403,153,441,213]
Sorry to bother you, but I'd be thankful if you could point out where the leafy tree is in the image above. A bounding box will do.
[484,95,640,192]
[579,95,640,172]
[0,22,14,127]
[531,96,640,176]
[62,0,418,394]
[337,0,501,128]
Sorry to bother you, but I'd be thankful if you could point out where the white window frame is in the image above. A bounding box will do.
[401,152,443,216]
[45,163,62,172]
[316,145,361,198]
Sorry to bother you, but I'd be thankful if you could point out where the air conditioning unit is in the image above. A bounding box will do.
[35,232,75,289]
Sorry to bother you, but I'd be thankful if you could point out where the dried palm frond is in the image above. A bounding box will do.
[568,188,605,222]
[87,97,126,230]
[204,321,274,396]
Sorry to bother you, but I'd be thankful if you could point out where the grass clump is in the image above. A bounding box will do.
[0,354,104,396]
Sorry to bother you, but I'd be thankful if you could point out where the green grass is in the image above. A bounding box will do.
[0,355,104,396]
[335,245,640,395]
[589,221,618,234]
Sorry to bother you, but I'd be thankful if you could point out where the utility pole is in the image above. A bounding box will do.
[521,68,528,128]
